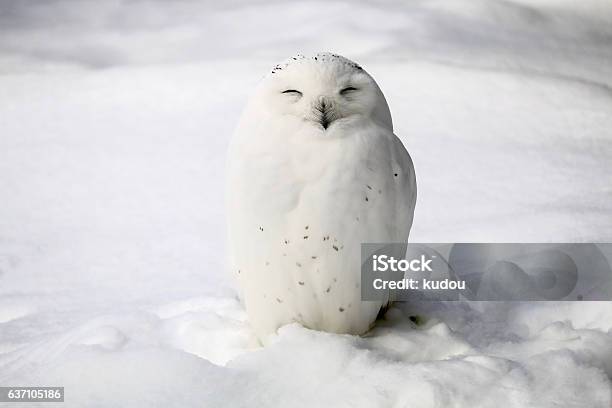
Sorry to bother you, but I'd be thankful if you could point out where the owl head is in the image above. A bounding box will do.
[251,53,393,134]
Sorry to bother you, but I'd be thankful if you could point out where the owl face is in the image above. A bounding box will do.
[257,53,393,133]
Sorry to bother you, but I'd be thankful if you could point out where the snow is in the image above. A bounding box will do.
[1,0,611,406]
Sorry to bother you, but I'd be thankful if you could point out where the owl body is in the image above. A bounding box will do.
[227,53,416,342]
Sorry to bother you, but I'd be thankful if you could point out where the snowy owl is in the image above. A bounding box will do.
[227,53,416,342]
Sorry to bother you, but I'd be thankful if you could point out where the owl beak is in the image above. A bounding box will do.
[314,96,333,130]
[320,117,330,130]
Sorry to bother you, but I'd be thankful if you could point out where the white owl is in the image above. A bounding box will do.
[227,53,416,343]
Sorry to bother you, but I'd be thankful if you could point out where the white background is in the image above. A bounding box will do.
[1,0,611,406]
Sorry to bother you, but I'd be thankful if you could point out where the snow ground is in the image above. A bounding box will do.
[1,0,612,406]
